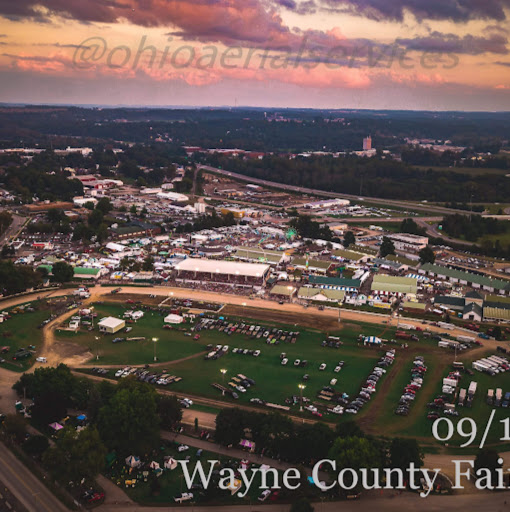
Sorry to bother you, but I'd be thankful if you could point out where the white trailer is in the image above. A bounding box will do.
[468,381,477,396]
[457,335,475,343]
[458,388,467,406]
[438,321,454,330]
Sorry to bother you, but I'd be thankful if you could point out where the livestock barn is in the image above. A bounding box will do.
[174,258,270,289]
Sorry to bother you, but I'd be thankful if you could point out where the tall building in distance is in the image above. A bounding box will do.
[363,135,372,150]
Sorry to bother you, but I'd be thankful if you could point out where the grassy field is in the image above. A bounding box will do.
[0,301,52,371]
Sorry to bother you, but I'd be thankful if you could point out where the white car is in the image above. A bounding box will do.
[334,366,341,373]
[181,398,193,407]
[319,363,326,371]
[115,369,124,377]
[177,444,189,452]
[294,359,301,366]
[174,492,193,503]
[281,358,288,365]
[236,386,247,393]
[253,350,260,357]
[330,378,337,386]
[36,357,47,363]
[258,490,272,502]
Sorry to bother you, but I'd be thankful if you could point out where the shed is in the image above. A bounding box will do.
[98,316,126,334]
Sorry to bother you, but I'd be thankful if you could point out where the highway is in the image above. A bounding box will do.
[0,442,69,512]
[0,212,27,246]
[198,164,476,217]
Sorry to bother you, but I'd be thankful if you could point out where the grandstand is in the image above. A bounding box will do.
[174,258,270,289]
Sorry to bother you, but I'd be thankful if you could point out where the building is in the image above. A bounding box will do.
[419,263,510,295]
[304,198,350,209]
[298,287,345,303]
[308,275,361,292]
[363,136,372,151]
[156,191,189,203]
[387,233,429,253]
[98,317,126,334]
[291,257,332,274]
[234,246,288,265]
[270,284,297,299]
[174,258,270,289]
[220,207,245,219]
[371,274,418,297]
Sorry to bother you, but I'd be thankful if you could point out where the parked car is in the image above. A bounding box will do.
[174,492,194,503]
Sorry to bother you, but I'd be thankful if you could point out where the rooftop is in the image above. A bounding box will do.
[174,258,270,277]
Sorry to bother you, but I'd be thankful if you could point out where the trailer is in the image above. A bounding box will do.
[496,388,503,407]
[472,361,489,372]
[399,323,416,331]
[487,389,494,405]
[438,321,454,330]
[443,377,458,388]
[468,381,477,396]
[458,388,467,406]
[457,335,475,343]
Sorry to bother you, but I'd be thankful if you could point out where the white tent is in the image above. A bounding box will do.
[363,336,382,345]
[149,461,160,470]
[125,455,141,468]
[164,457,178,470]
[164,314,184,324]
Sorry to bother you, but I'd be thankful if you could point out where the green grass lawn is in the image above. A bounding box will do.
[55,303,210,365]
[0,301,52,372]
[74,303,430,423]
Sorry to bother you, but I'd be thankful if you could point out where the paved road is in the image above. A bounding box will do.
[0,212,27,246]
[0,443,69,512]
[198,165,476,217]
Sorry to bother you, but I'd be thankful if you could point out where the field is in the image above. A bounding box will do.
[0,301,52,371]
[57,300,510,452]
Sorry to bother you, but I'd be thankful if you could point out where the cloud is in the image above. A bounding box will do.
[399,32,509,55]
[319,0,510,22]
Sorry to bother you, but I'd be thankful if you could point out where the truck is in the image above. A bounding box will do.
[457,335,475,344]
[399,323,416,331]
[458,388,467,406]
[496,388,503,407]
[438,321,454,330]
[111,288,122,294]
[468,381,477,396]
[395,331,419,341]
[487,389,494,405]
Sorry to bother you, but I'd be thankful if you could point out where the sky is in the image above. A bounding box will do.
[0,0,509,110]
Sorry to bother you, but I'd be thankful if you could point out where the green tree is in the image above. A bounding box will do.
[389,438,423,486]
[290,498,314,512]
[157,395,182,430]
[142,255,154,272]
[44,427,106,482]
[418,245,436,264]
[31,390,67,425]
[474,448,501,483]
[379,237,395,258]
[328,437,382,491]
[23,435,50,456]
[343,230,356,248]
[51,261,74,283]
[493,326,502,341]
[130,204,138,215]
[2,414,27,442]
[95,197,113,215]
[335,420,364,439]
[215,408,246,446]
[97,379,160,455]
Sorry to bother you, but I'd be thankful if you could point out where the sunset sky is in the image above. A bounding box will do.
[0,0,509,110]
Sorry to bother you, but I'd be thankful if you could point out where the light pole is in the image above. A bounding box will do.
[220,368,227,387]
[298,384,306,412]
[242,302,246,317]
[95,336,99,360]
[152,337,158,362]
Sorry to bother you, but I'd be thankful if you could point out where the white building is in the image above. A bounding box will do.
[387,233,429,253]
[98,317,126,334]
